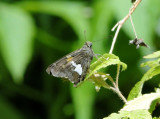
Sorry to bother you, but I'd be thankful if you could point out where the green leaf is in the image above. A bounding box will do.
[122,93,160,111]
[153,117,160,119]
[104,110,152,119]
[141,66,160,81]
[141,59,160,68]
[103,113,124,119]
[128,66,160,100]
[149,98,160,113]
[127,80,143,101]
[141,51,160,68]
[86,53,127,79]
[143,51,160,58]
[0,3,35,83]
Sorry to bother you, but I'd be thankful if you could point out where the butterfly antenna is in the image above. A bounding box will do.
[84,30,87,42]
[92,35,114,43]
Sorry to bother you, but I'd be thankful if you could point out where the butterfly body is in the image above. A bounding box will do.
[46,41,94,86]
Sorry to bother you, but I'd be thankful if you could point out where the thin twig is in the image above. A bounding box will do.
[109,25,122,54]
[109,0,142,54]
[111,64,127,103]
[129,14,138,38]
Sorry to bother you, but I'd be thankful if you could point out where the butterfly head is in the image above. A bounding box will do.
[84,41,92,48]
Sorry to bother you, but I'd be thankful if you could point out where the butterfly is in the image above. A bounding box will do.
[46,41,95,86]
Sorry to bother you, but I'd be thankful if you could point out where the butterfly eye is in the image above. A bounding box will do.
[89,43,92,47]
[85,41,92,48]
[88,42,92,47]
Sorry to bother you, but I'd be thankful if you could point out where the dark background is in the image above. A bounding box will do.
[0,0,160,119]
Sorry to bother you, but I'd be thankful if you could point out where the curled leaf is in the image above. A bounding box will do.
[88,72,111,92]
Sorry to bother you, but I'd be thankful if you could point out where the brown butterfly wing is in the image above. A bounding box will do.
[46,48,93,85]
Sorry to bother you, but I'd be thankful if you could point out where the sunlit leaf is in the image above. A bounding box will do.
[0,3,35,83]
[153,117,160,119]
[104,110,152,119]
[122,93,160,111]
[141,51,160,67]
[149,98,160,113]
[141,59,160,68]
[127,80,143,101]
[143,51,160,58]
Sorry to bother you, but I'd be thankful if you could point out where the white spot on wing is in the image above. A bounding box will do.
[71,61,82,75]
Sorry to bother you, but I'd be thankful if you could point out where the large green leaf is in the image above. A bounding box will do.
[0,3,35,83]
[122,93,160,111]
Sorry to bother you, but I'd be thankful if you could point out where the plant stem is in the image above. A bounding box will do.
[111,87,127,103]
[116,64,120,87]
[108,0,142,103]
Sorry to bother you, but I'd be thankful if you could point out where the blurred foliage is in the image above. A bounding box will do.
[128,51,160,101]
[0,0,160,119]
